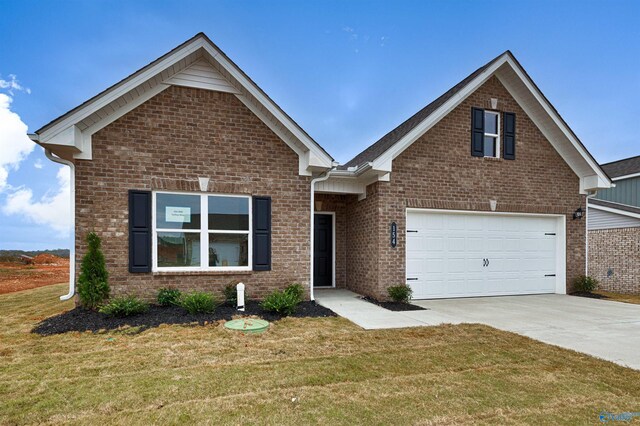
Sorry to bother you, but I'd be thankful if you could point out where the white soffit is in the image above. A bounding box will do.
[35,34,333,173]
[368,53,610,192]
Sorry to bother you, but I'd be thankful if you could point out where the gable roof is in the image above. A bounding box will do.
[32,33,333,174]
[343,53,504,169]
[342,51,611,192]
[600,155,640,180]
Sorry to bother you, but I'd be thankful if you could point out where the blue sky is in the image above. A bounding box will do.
[0,0,639,250]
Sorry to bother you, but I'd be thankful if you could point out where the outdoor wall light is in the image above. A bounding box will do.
[573,207,584,220]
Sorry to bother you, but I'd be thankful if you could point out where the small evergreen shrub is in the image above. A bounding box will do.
[99,296,149,317]
[157,288,181,306]
[180,291,219,314]
[261,287,301,316]
[573,275,599,293]
[387,284,413,303]
[77,232,110,309]
[284,283,304,303]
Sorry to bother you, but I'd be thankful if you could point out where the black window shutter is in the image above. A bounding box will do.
[252,196,272,271]
[503,112,516,160]
[471,107,485,157]
[128,190,151,273]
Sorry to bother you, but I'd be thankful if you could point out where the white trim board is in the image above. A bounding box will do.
[612,172,640,181]
[369,53,610,193]
[34,33,333,173]
[588,202,640,220]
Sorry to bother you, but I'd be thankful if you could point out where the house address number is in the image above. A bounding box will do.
[390,222,397,248]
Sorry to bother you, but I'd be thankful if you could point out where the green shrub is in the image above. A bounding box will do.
[99,296,149,317]
[157,288,181,306]
[573,275,598,293]
[261,288,301,316]
[284,283,304,303]
[77,232,110,309]
[180,291,219,314]
[387,284,413,303]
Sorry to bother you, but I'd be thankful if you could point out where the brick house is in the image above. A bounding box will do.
[31,33,611,302]
[587,156,640,294]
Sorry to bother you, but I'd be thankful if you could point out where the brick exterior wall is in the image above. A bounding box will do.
[75,85,312,301]
[347,76,586,299]
[588,227,640,294]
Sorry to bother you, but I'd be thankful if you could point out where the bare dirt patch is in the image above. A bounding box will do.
[0,256,69,295]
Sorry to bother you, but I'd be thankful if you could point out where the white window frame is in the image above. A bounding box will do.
[152,190,252,272]
[483,110,500,158]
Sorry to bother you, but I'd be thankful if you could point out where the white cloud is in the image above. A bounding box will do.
[0,75,31,95]
[0,93,35,191]
[0,74,70,236]
[2,166,71,235]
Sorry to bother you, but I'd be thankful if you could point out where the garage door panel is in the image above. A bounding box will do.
[406,210,561,299]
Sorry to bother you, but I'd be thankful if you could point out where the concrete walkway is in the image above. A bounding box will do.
[315,289,640,370]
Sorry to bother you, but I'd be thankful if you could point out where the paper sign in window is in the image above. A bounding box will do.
[166,206,191,223]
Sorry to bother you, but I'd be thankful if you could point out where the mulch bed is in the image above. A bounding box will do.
[32,301,336,336]
[361,296,427,312]
[571,291,608,300]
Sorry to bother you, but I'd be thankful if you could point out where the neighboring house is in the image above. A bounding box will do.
[31,33,611,302]
[588,156,640,294]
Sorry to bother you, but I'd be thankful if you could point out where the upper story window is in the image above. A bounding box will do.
[483,111,500,158]
[471,107,516,160]
[153,191,251,271]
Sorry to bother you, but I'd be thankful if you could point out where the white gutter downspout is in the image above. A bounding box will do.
[585,190,598,277]
[309,166,337,301]
[44,148,76,301]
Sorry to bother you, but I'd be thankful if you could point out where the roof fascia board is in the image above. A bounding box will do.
[39,39,204,141]
[502,56,610,187]
[371,55,508,171]
[588,202,640,220]
[367,54,611,192]
[612,172,640,181]
[200,44,333,168]
[73,83,171,160]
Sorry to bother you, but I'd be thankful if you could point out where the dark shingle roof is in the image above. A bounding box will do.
[589,198,640,215]
[600,155,640,179]
[342,51,509,169]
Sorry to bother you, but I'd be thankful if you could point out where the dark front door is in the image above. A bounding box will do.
[314,214,333,287]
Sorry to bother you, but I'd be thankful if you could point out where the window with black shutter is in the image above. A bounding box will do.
[471,108,516,159]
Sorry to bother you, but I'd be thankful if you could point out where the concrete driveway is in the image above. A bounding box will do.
[315,289,640,370]
[410,295,640,370]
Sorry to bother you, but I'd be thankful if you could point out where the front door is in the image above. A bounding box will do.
[314,214,333,287]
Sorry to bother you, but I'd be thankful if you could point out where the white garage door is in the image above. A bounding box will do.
[406,210,561,299]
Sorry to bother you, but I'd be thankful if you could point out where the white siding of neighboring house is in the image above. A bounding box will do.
[588,206,640,230]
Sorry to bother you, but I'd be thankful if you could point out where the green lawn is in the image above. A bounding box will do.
[1,284,639,425]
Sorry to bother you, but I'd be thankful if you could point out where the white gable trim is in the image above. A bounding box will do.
[35,34,333,173]
[588,202,640,220]
[165,58,240,94]
[371,58,505,172]
[612,172,640,181]
[369,53,611,192]
[39,40,202,141]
